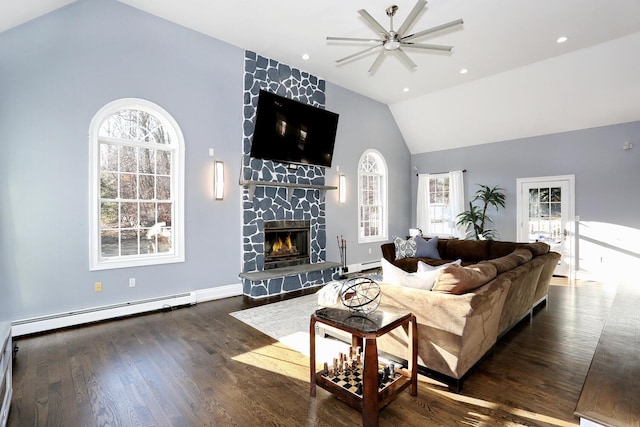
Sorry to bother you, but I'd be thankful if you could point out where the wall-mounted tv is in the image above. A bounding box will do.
[250,90,339,168]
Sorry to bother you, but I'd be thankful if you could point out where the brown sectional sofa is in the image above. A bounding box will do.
[376,238,560,392]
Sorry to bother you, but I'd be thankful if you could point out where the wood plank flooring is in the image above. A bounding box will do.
[8,278,616,426]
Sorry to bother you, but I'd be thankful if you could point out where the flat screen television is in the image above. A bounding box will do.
[250,90,339,167]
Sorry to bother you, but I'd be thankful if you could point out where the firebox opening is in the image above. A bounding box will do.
[264,220,310,270]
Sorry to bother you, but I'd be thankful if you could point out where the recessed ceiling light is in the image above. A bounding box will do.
[402,87,410,93]
[302,53,310,60]
[460,68,468,74]
[556,36,568,44]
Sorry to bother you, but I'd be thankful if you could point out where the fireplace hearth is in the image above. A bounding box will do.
[264,220,310,270]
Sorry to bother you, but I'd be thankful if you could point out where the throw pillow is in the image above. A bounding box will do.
[381,258,439,291]
[432,263,498,295]
[414,236,441,259]
[393,236,416,259]
[417,259,462,272]
[511,248,533,264]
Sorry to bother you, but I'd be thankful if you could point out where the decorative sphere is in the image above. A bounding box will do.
[339,277,381,314]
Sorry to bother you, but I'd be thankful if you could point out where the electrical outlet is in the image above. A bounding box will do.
[95,282,102,292]
[129,278,136,287]
[368,248,372,254]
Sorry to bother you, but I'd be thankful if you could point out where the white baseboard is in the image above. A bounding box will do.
[12,283,243,337]
[343,260,381,275]
[195,283,243,303]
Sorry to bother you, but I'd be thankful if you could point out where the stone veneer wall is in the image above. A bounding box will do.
[241,51,338,297]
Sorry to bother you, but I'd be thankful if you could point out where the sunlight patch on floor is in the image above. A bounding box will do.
[231,331,349,381]
[430,387,576,427]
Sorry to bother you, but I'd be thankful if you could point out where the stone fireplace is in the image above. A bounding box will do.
[239,51,340,298]
[264,220,310,270]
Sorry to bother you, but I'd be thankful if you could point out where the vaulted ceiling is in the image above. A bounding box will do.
[2,0,640,153]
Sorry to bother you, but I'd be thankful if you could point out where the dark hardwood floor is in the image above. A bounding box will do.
[8,278,615,427]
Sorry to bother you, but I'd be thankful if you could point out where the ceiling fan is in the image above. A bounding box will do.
[327,0,463,73]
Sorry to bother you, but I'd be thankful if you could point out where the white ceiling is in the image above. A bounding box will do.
[2,0,640,153]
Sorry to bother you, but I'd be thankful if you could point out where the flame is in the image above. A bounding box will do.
[271,235,294,255]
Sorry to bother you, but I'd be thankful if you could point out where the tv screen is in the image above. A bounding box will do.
[250,90,339,167]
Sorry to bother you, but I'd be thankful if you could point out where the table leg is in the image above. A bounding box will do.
[362,337,379,427]
[409,316,418,396]
[310,317,317,397]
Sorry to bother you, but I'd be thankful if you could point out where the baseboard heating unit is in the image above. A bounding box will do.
[12,292,196,337]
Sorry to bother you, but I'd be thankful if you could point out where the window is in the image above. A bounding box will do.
[416,170,464,238]
[89,99,184,270]
[358,150,388,243]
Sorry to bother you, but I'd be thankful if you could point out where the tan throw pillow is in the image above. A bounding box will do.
[432,263,498,295]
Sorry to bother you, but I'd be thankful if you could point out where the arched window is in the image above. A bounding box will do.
[358,150,388,243]
[89,99,185,270]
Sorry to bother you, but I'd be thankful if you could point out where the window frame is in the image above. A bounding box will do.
[427,173,454,237]
[357,149,388,244]
[88,98,185,271]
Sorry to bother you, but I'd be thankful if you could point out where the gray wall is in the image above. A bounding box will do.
[0,0,413,321]
[324,83,412,266]
[411,121,640,278]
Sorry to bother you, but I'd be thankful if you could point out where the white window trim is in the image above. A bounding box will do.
[357,149,388,244]
[88,98,185,270]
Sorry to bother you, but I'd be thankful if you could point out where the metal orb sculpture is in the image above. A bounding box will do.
[339,277,381,314]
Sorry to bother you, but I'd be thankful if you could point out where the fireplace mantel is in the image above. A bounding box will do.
[239,179,337,202]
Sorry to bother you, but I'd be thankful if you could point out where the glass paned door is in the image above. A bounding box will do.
[517,176,575,277]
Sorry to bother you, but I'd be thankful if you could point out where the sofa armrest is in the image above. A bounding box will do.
[381,243,396,262]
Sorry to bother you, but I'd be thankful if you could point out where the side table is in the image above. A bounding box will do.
[310,307,417,427]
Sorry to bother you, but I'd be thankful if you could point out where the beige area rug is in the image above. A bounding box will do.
[229,293,349,360]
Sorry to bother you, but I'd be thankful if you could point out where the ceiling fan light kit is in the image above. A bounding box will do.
[327,0,463,73]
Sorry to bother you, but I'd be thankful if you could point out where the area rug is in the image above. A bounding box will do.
[230,293,349,358]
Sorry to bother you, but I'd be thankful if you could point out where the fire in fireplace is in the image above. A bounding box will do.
[264,220,310,270]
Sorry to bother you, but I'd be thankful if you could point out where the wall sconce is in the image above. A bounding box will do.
[338,174,346,204]
[214,160,224,200]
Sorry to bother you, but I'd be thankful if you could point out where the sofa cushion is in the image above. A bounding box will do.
[521,242,550,256]
[382,258,440,290]
[432,263,498,295]
[414,236,441,259]
[393,236,416,259]
[481,248,532,274]
[444,239,491,262]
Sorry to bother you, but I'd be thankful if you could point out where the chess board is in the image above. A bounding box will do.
[322,368,402,397]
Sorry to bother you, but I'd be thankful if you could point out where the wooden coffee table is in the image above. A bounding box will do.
[310,307,417,427]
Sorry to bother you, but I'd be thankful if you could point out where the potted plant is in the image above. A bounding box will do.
[456,184,506,240]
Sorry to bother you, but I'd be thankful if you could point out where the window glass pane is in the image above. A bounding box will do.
[157,202,172,225]
[120,146,137,173]
[139,202,156,227]
[100,172,118,199]
[100,145,118,171]
[157,151,171,174]
[157,176,170,200]
[100,202,119,228]
[540,203,549,218]
[550,187,561,202]
[100,230,119,257]
[120,174,137,199]
[529,188,538,204]
[139,148,156,173]
[120,202,138,227]
[120,229,140,256]
[139,175,155,199]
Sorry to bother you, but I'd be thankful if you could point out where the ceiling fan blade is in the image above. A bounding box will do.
[394,48,418,70]
[401,18,464,42]
[401,42,453,52]
[335,44,382,64]
[368,50,387,73]
[327,36,383,43]
[358,9,391,38]
[397,0,427,37]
